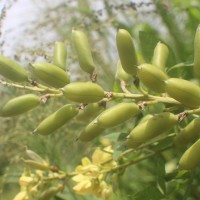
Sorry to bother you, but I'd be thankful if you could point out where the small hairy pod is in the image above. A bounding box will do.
[0,94,40,117]
[115,60,133,82]
[76,103,104,122]
[137,63,168,93]
[194,25,200,78]
[0,54,28,82]
[116,29,138,76]
[72,30,95,74]
[38,185,63,200]
[152,42,169,71]
[26,149,44,163]
[179,139,200,170]
[126,112,178,148]
[34,104,78,135]
[165,78,200,108]
[53,41,67,70]
[63,82,104,103]
[23,160,49,171]
[96,102,140,128]
[174,118,200,147]
[31,62,70,88]
[79,120,105,142]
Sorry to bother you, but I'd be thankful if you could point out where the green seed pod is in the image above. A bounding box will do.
[116,29,138,76]
[194,25,200,78]
[79,120,105,142]
[165,78,200,108]
[76,103,104,123]
[179,139,200,170]
[174,118,200,147]
[152,42,169,71]
[63,82,104,103]
[0,54,28,82]
[138,114,153,124]
[31,62,70,88]
[38,185,63,200]
[53,41,67,70]
[137,63,168,93]
[72,30,95,74]
[23,160,49,171]
[34,104,78,135]
[0,94,40,117]
[97,102,140,128]
[126,112,178,148]
[115,60,133,82]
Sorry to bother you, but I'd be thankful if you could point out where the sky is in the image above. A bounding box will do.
[0,0,67,55]
[0,0,155,57]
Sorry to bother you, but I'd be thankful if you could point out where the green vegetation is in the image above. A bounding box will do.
[1,1,200,200]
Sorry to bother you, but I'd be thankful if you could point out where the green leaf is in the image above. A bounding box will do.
[117,132,128,142]
[175,170,190,179]
[113,79,121,93]
[155,156,166,194]
[133,185,164,200]
[151,134,174,151]
[104,131,122,141]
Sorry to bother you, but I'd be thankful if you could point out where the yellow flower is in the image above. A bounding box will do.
[100,181,113,200]
[19,175,35,188]
[92,146,117,169]
[72,146,116,198]
[13,191,29,200]
[75,157,100,176]
[72,174,100,195]
[100,138,111,147]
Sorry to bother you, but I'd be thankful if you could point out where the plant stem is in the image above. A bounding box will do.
[120,133,175,158]
[186,107,200,115]
[120,81,132,94]
[110,91,180,104]
[167,62,193,73]
[105,145,173,173]
[0,79,62,94]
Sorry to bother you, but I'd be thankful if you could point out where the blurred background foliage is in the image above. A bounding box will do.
[1,0,200,199]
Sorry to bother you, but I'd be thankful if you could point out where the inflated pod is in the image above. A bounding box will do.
[138,114,153,124]
[194,25,200,78]
[179,139,200,170]
[165,78,200,108]
[174,118,200,147]
[0,54,28,82]
[115,60,133,82]
[137,63,168,93]
[63,82,104,103]
[76,103,104,122]
[53,41,67,70]
[116,29,138,76]
[79,120,105,142]
[96,102,140,128]
[126,112,178,148]
[34,104,78,135]
[152,42,169,71]
[72,30,95,74]
[0,94,40,117]
[31,62,70,88]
